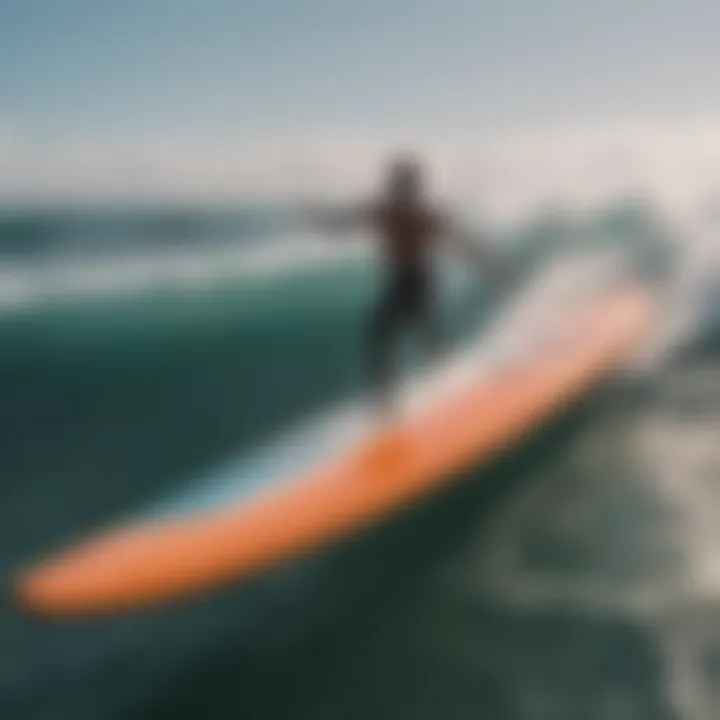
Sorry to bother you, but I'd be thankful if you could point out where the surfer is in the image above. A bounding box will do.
[308,156,508,413]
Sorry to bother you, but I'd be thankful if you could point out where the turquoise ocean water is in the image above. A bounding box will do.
[1,203,717,719]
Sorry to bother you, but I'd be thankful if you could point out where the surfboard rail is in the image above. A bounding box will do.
[15,285,655,617]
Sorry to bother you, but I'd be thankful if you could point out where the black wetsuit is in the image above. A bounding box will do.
[367,203,444,402]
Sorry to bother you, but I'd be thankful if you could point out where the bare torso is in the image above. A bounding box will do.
[372,202,442,272]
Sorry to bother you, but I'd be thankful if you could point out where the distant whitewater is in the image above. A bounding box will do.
[0,198,671,313]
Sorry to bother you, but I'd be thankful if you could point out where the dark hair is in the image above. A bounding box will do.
[386,155,423,196]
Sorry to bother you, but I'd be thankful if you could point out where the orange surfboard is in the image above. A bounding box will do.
[15,284,654,618]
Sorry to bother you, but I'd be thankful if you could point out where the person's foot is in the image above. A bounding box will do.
[367,381,399,424]
[373,394,398,428]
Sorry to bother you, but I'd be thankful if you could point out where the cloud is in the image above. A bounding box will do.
[0,125,19,166]
[2,119,720,220]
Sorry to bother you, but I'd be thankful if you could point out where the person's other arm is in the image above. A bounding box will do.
[435,212,512,287]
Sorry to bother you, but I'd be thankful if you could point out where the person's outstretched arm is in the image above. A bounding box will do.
[302,203,375,236]
[437,213,513,287]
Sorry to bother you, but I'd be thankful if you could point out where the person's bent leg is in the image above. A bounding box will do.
[415,273,446,369]
[367,294,401,415]
[424,303,446,366]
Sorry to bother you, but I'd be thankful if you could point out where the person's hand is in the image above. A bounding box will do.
[493,262,517,291]
[476,253,515,292]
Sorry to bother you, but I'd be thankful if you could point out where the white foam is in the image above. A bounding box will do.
[149,247,634,520]
[0,236,367,313]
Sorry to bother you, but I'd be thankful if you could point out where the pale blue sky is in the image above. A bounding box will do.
[3,0,720,141]
[2,1,720,204]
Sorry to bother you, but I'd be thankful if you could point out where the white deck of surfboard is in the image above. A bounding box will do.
[141,247,638,522]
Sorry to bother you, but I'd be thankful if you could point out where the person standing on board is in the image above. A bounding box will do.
[308,156,508,415]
